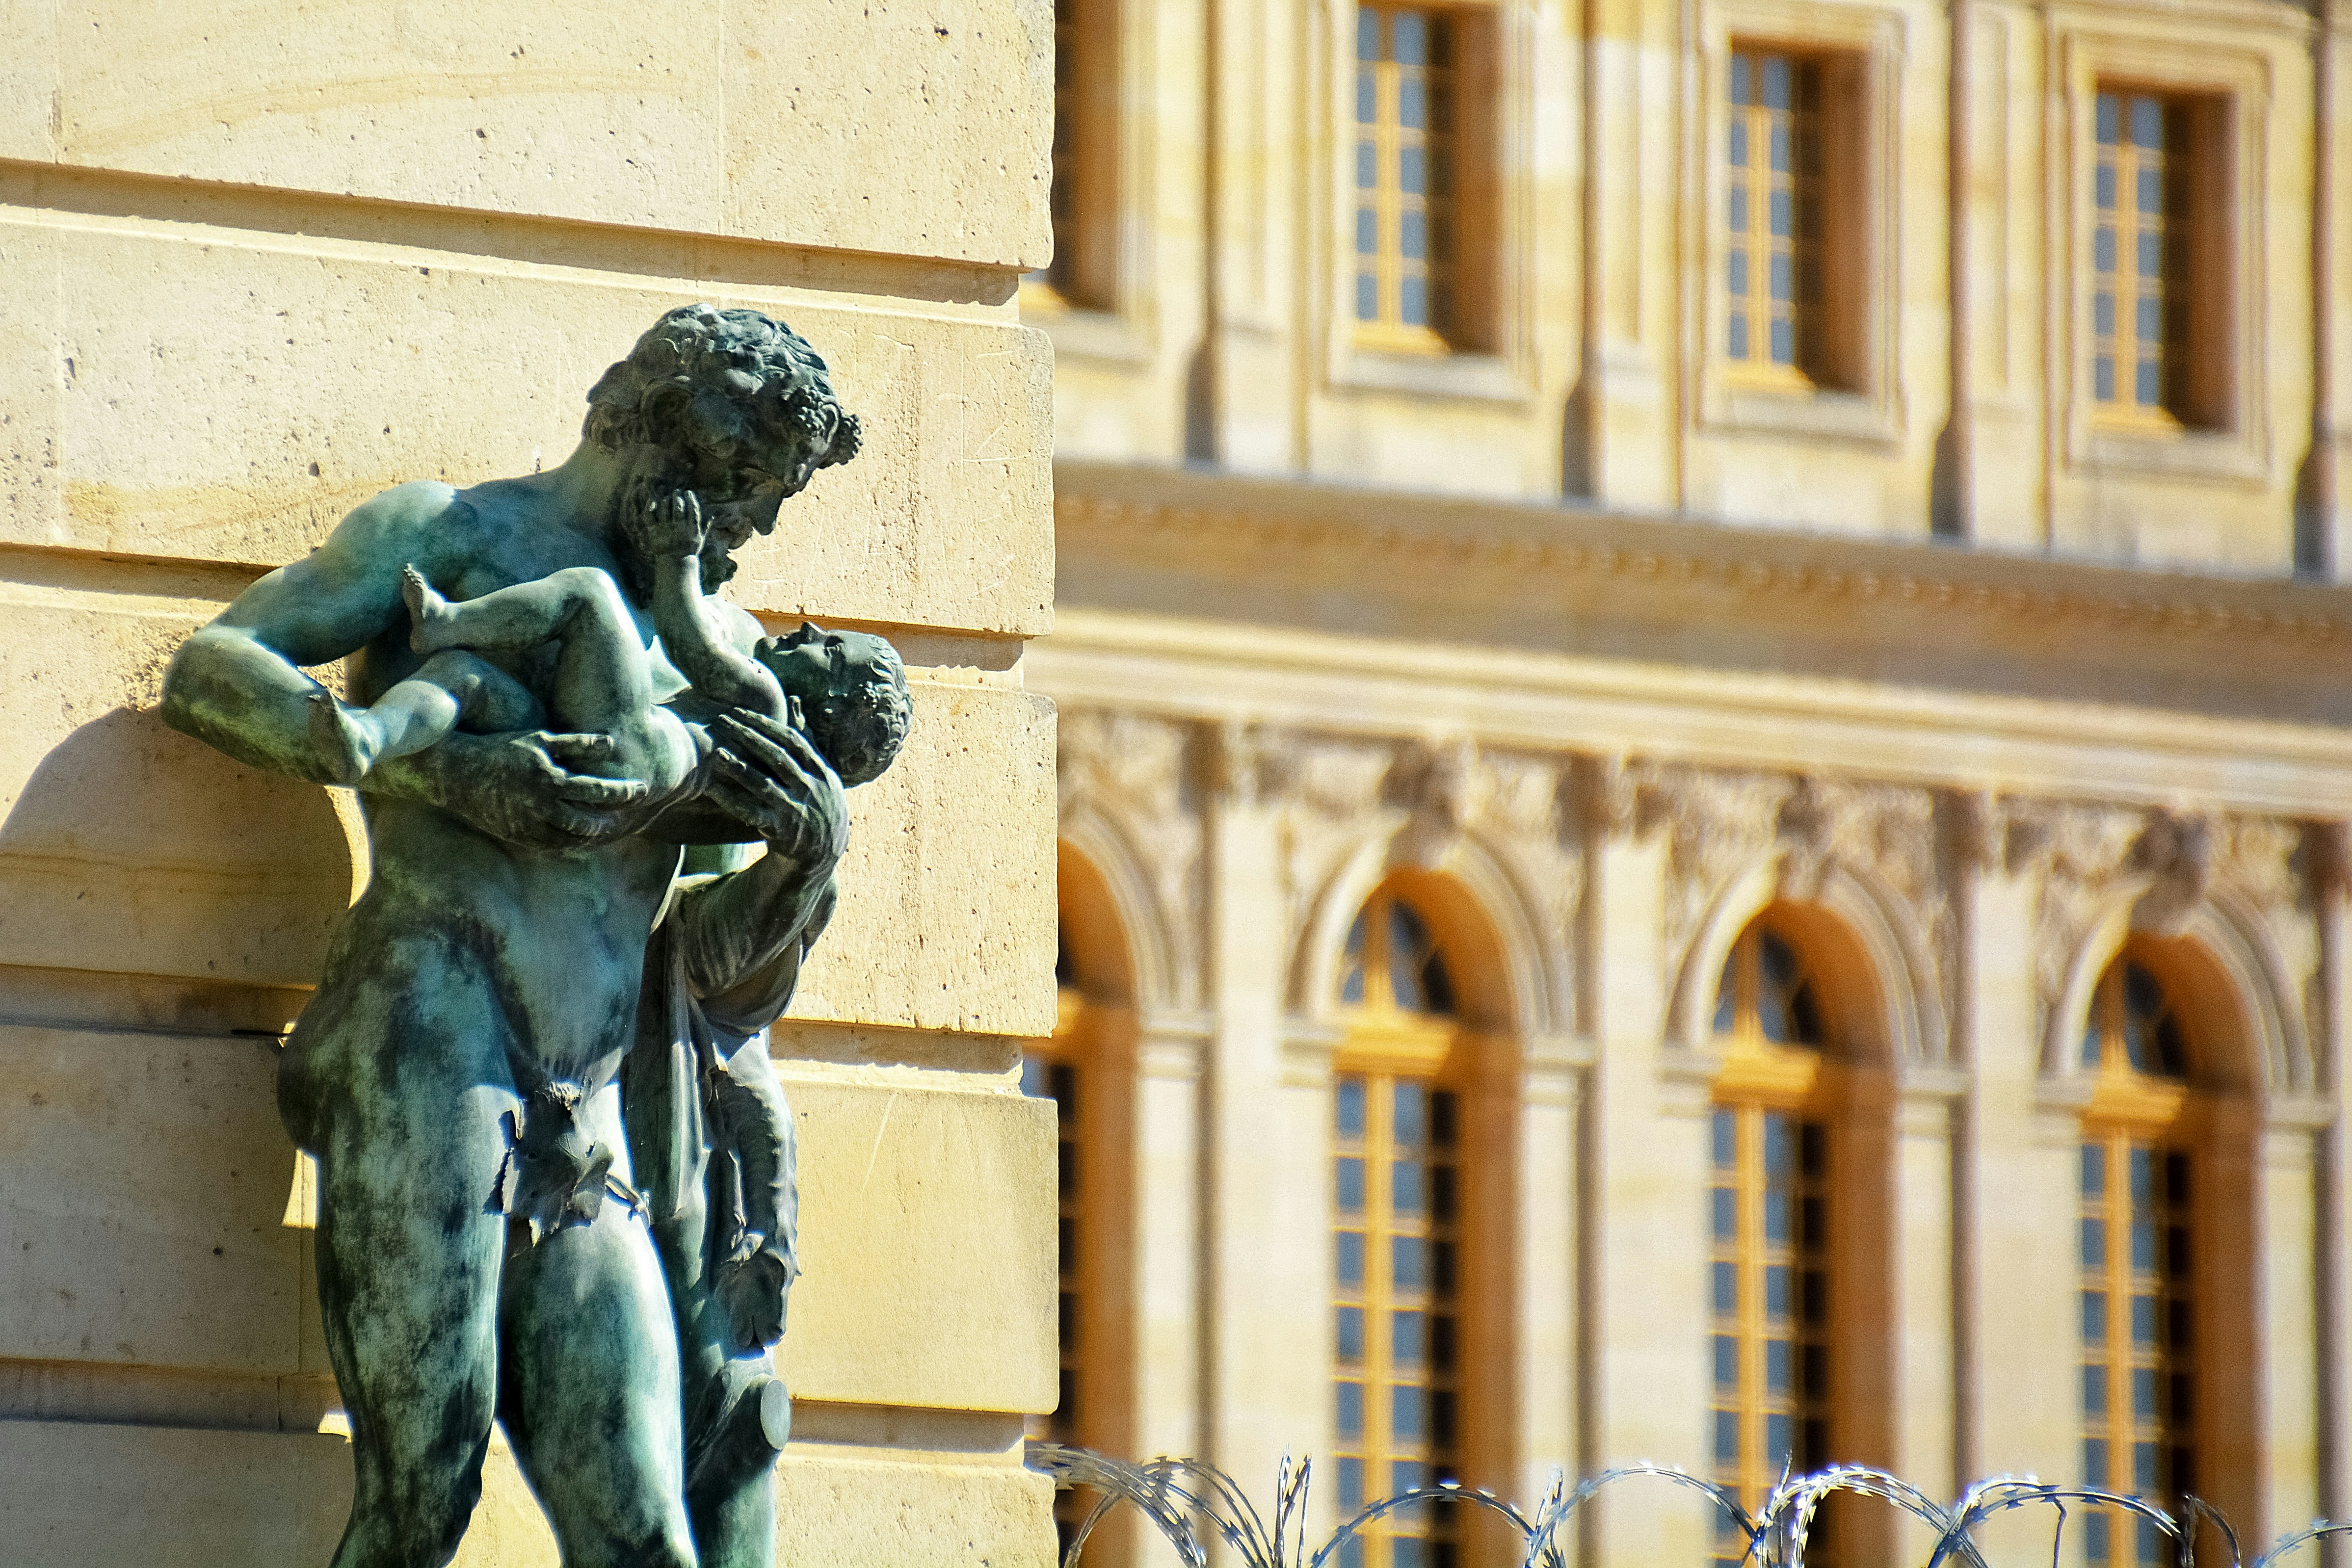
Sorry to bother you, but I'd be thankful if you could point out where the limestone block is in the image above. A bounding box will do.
[774,1443,1056,1568]
[0,585,359,988]
[0,1417,562,1567]
[0,1024,304,1373]
[0,580,1053,1034]
[2,0,1051,269]
[792,681,1058,1039]
[0,1419,351,1566]
[774,1076,1057,1413]
[0,213,1055,636]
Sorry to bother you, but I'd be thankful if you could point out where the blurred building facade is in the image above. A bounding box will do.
[1022,0,2352,1564]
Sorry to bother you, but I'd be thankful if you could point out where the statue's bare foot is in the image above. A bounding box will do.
[307,691,380,785]
[403,565,458,653]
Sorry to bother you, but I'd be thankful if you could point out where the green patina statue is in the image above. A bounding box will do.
[159,305,909,1568]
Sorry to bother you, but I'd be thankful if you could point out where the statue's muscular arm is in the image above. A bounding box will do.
[161,483,653,848]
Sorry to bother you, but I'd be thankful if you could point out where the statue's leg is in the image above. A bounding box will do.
[498,1086,700,1568]
[684,1361,785,1568]
[304,1004,517,1568]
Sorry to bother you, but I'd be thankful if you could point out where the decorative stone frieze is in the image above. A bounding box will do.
[1056,706,1207,1010]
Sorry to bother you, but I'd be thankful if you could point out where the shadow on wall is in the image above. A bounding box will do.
[0,707,358,996]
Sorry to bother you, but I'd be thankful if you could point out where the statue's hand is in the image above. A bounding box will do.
[713,1245,793,1353]
[635,487,707,558]
[703,709,848,872]
[386,728,660,850]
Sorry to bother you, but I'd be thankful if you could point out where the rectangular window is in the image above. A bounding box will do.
[2080,1136,2196,1566]
[1038,0,1117,309]
[1334,1073,1462,1567]
[1352,4,1490,354]
[2089,87,2226,429]
[1722,45,1863,391]
[1709,1106,1833,1568]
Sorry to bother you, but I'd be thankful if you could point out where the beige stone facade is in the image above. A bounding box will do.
[0,5,1060,1564]
[1030,0,2352,1564]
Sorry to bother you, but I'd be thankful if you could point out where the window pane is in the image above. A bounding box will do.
[1338,1156,1366,1212]
[2082,1143,2106,1197]
[1392,1160,1424,1215]
[1395,1082,1427,1147]
[1356,208,1378,256]
[1337,1380,1364,1437]
[1728,246,1749,297]
[1770,317,1795,365]
[1765,1264,1790,1321]
[1392,1383,1425,1439]
[2094,226,2116,272]
[1728,313,1749,361]
[1338,1078,1367,1136]
[1712,1186,1738,1241]
[1730,52,1751,106]
[1356,67,1376,124]
[1762,54,1790,109]
[1713,1260,1738,1314]
[2095,164,2117,209]
[1393,1234,1427,1290]
[1715,1408,1741,1463]
[2084,1437,2109,1488]
[2094,292,2115,335]
[1357,140,1378,189]
[1337,1455,1365,1510]
[1715,1334,1740,1390]
[1766,1337,1793,1394]
[2083,1289,2108,1344]
[1729,121,1749,171]
[1356,271,1378,321]
[1393,10,1426,65]
[1712,1108,1737,1170]
[1400,77,1426,131]
[1338,1305,1365,1362]
[1338,1230,1366,1287]
[1394,1309,1426,1365]
[1401,274,1428,326]
[2131,96,2163,150]
[1357,8,1379,60]
[1401,144,1426,195]
[1401,209,1427,261]
[2083,1363,2109,1416]
[2096,92,2120,145]
[2081,1217,2107,1268]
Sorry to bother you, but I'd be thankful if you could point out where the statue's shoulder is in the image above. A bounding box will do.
[325,481,484,566]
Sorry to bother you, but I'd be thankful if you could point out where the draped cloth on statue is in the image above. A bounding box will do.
[625,868,831,1515]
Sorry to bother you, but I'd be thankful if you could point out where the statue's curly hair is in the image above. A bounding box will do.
[582,304,862,471]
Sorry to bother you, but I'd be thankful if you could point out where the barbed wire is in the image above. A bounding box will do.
[1025,1443,2352,1568]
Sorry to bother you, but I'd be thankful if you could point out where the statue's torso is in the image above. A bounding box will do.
[290,478,694,1101]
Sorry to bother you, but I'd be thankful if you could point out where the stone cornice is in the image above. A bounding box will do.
[1056,460,2352,653]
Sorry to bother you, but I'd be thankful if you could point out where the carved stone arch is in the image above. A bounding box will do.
[1666,853,1945,1068]
[1057,806,1176,1013]
[2043,885,2312,1100]
[1288,821,1555,1041]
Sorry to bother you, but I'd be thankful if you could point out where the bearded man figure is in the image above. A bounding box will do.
[159,306,891,1568]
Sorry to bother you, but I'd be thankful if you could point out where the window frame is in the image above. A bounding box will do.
[2056,30,2273,483]
[1325,881,1500,1568]
[2074,954,2204,1567]
[1706,921,1841,1559]
[1694,1,1907,446]
[1325,0,1533,404]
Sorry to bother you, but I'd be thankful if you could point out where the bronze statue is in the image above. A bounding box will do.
[160,305,906,1567]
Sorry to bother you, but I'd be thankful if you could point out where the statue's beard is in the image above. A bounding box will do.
[609,457,742,603]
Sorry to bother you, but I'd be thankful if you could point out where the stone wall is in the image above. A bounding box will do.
[0,5,1060,1563]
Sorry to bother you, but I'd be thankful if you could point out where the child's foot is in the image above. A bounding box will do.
[307,690,381,785]
[402,565,457,653]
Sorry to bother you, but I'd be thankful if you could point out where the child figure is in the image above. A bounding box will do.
[309,491,910,796]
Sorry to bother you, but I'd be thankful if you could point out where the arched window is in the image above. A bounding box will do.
[2077,953,2197,1568]
[1331,885,1469,1568]
[1022,922,1088,1543]
[1708,920,1836,1568]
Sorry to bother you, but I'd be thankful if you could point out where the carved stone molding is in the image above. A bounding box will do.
[1056,707,1206,1009]
[1631,762,1953,1053]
